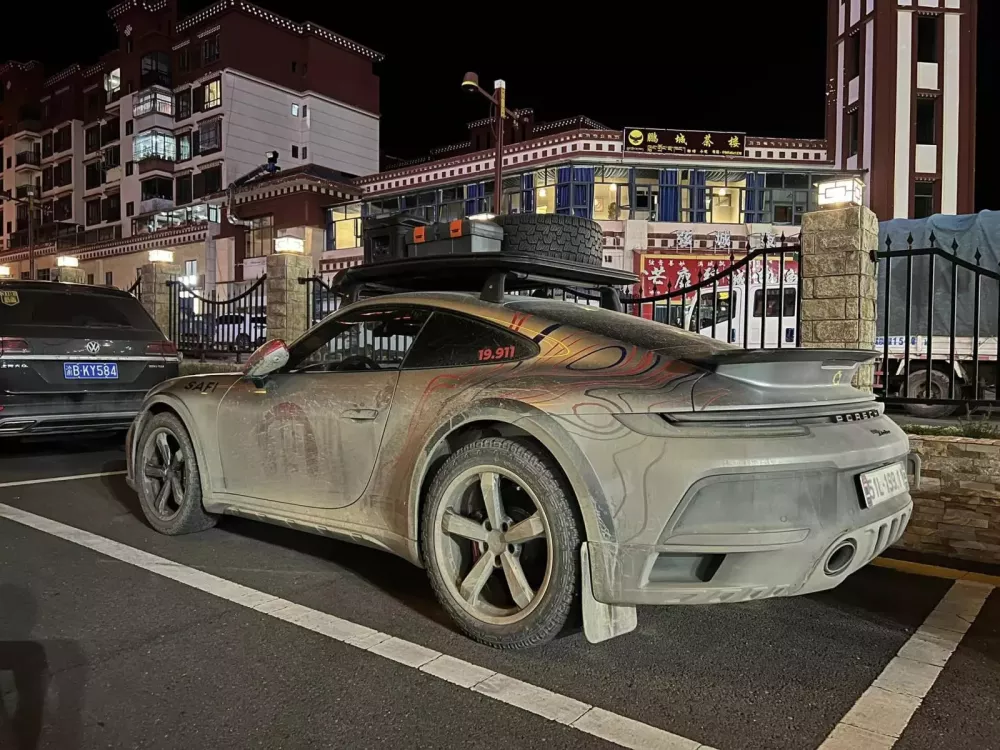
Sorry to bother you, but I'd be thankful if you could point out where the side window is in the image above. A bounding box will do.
[289,308,430,372]
[752,288,797,318]
[403,311,539,369]
[689,290,733,331]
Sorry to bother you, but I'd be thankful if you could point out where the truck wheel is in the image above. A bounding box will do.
[494,214,604,266]
[903,369,958,419]
[421,437,583,649]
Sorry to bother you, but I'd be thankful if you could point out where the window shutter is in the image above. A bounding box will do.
[192,85,204,112]
[192,130,200,156]
[193,172,206,199]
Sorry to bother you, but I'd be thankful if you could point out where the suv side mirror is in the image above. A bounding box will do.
[244,339,289,383]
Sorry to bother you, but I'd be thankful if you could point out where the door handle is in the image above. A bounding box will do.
[341,408,379,421]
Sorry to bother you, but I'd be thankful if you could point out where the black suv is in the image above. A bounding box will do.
[0,281,179,436]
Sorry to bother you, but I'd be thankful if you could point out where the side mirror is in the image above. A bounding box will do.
[244,339,289,383]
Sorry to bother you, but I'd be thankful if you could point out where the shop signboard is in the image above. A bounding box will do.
[624,128,745,158]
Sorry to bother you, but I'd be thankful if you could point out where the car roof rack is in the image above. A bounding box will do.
[331,253,639,311]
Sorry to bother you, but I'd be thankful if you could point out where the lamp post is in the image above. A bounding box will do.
[0,185,38,279]
[461,72,514,216]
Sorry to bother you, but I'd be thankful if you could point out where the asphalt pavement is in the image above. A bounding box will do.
[0,435,997,750]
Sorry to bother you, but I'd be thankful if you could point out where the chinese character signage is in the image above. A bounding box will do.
[624,128,745,157]
[638,253,799,299]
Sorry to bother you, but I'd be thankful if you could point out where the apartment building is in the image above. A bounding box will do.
[0,0,380,284]
[826,0,977,219]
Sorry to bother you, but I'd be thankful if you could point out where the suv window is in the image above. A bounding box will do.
[0,286,159,334]
[403,311,539,369]
[288,307,430,372]
[506,298,735,359]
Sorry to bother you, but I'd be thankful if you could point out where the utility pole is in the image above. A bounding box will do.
[462,73,518,216]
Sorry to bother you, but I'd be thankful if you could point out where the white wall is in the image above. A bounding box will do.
[893,11,914,218]
[220,70,378,181]
[941,13,961,214]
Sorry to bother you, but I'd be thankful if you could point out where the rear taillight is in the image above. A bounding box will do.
[146,341,178,356]
[0,337,30,355]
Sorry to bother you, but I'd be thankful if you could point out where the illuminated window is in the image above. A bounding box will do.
[203,79,221,110]
[133,129,177,161]
[133,89,173,118]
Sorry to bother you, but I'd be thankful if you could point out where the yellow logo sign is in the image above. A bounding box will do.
[832,370,843,385]
[0,291,19,306]
[627,129,644,146]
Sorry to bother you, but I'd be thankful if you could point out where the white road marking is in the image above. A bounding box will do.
[819,578,994,749]
[0,503,715,750]
[0,470,126,489]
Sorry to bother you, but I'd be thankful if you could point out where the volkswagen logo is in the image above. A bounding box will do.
[85,341,101,355]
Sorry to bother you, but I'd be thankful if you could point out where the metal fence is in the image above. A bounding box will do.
[124,277,142,302]
[874,233,1000,414]
[619,244,803,349]
[166,275,267,362]
[300,275,346,328]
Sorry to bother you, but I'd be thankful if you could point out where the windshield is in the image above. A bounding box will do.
[505,298,736,359]
[0,286,160,334]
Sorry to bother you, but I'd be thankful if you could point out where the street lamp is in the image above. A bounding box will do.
[0,185,38,279]
[462,72,512,216]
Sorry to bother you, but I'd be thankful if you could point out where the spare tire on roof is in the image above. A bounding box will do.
[493,214,604,267]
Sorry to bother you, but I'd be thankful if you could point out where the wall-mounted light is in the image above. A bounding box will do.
[0,266,10,278]
[148,249,175,263]
[56,256,79,268]
[275,236,305,253]
[539,188,547,198]
[817,177,865,207]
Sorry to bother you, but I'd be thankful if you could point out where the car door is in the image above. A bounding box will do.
[215,306,430,509]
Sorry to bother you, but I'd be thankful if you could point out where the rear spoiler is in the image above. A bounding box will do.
[686,349,877,371]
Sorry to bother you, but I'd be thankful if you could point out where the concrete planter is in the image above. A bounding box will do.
[898,434,1000,563]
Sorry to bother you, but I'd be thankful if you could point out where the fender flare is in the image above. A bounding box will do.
[131,393,218,500]
[406,399,617,549]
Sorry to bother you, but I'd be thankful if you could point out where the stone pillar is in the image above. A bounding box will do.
[50,266,86,284]
[265,251,313,344]
[139,261,181,336]
[799,205,880,391]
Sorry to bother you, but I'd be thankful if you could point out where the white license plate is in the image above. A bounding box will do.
[858,463,908,508]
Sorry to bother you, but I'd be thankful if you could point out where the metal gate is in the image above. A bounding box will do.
[167,275,267,361]
[622,244,803,349]
[874,233,1000,409]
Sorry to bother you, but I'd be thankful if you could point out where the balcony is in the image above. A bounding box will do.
[15,151,41,170]
[140,70,172,90]
[140,198,174,214]
[138,156,176,175]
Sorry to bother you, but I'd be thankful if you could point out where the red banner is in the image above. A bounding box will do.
[638,253,799,299]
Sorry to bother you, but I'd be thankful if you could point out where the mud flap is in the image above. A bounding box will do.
[580,542,637,644]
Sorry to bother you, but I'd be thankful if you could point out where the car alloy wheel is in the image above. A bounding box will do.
[432,465,553,625]
[140,427,188,522]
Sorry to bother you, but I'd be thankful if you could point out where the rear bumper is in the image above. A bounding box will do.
[0,410,139,435]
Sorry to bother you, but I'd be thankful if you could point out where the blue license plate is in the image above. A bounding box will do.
[63,362,119,380]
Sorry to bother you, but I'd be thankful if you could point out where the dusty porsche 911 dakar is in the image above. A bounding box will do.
[126,250,917,650]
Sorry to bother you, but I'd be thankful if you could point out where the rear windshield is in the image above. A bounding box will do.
[505,298,736,359]
[0,286,159,333]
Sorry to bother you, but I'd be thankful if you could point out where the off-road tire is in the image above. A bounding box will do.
[421,437,583,649]
[136,412,217,535]
[494,214,604,266]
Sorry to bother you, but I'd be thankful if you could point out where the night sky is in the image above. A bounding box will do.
[7,1,998,210]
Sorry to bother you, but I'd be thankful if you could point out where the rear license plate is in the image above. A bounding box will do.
[63,362,119,380]
[858,463,908,508]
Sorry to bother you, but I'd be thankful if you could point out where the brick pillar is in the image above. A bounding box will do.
[799,205,880,391]
[139,261,180,337]
[50,266,86,284]
[266,252,313,344]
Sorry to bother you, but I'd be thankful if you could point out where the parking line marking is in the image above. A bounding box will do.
[819,578,994,749]
[871,556,1000,587]
[0,470,127,489]
[0,503,716,750]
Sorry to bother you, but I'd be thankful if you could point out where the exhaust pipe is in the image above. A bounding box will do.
[824,539,857,576]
